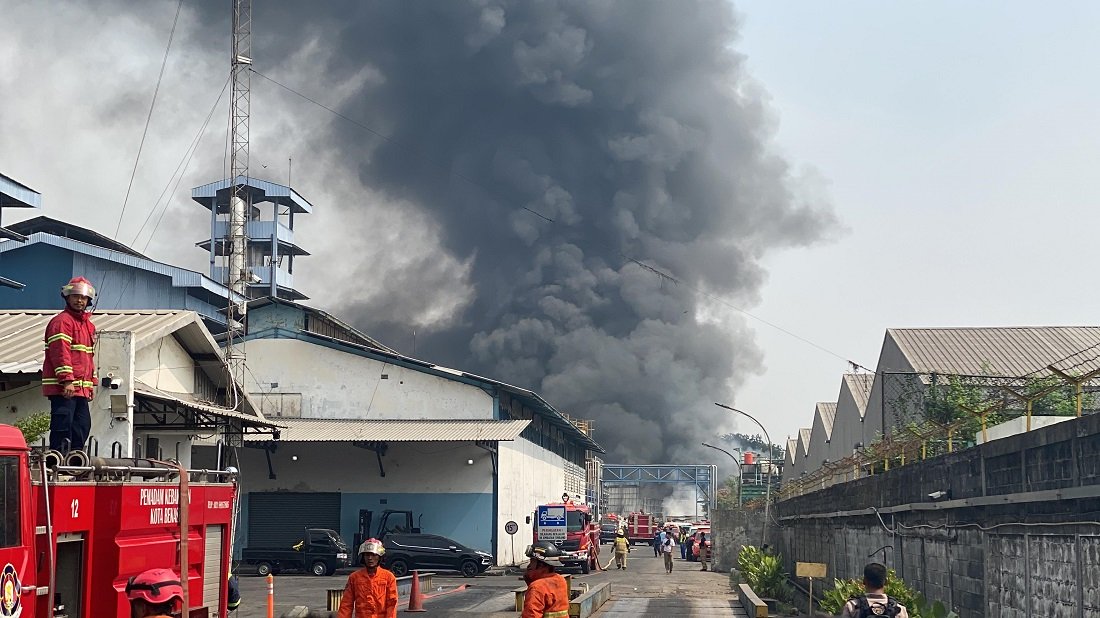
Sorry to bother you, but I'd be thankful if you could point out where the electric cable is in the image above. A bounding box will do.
[114,0,186,240]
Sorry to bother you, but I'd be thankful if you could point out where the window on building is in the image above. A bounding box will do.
[0,456,20,547]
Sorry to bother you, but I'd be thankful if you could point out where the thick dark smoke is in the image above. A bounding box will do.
[2,0,835,464]
[246,1,836,463]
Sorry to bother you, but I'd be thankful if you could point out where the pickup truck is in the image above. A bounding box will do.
[242,528,351,576]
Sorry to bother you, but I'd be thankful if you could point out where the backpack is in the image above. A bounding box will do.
[852,595,901,617]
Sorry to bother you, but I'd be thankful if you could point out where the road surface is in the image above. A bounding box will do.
[235,547,744,616]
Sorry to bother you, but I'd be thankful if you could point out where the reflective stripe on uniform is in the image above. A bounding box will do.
[543,611,569,618]
[71,345,94,353]
[47,333,73,344]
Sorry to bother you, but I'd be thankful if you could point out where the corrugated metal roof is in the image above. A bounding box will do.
[814,402,837,438]
[798,428,811,454]
[0,172,41,208]
[135,381,275,427]
[244,418,530,443]
[888,327,1100,377]
[842,373,875,412]
[192,176,313,214]
[0,310,203,374]
[785,438,798,464]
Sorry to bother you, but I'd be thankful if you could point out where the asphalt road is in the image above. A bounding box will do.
[234,547,743,617]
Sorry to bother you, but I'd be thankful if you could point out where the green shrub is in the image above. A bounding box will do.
[13,412,51,444]
[737,545,791,601]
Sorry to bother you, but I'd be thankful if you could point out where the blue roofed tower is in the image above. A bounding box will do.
[192,176,312,301]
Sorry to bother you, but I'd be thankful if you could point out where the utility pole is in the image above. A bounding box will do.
[225,0,252,396]
[715,403,774,548]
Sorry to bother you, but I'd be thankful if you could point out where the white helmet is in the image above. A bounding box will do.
[358,538,385,557]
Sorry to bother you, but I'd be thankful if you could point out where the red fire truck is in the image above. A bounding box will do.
[621,511,662,546]
[530,496,594,573]
[0,424,239,617]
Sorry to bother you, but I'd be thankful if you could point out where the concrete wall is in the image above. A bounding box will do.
[242,338,494,420]
[135,334,194,393]
[497,436,569,565]
[711,508,766,574]
[237,441,495,557]
[775,412,1100,618]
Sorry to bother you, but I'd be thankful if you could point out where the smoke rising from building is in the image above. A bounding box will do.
[0,0,836,464]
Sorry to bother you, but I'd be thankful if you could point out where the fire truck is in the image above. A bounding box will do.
[0,424,239,617]
[621,511,662,546]
[530,496,595,574]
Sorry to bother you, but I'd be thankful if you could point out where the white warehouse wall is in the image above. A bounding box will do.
[496,437,568,565]
[242,338,494,420]
[135,335,194,393]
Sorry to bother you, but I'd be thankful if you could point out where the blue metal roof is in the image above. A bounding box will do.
[0,232,246,304]
[0,173,41,209]
[191,176,313,214]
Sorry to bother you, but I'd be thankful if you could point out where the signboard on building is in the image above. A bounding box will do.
[537,505,567,542]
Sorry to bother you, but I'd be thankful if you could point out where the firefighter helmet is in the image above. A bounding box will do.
[359,538,386,557]
[525,540,564,566]
[125,568,184,606]
[61,276,96,301]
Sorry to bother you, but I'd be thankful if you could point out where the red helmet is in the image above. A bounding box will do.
[61,276,96,301]
[125,568,183,606]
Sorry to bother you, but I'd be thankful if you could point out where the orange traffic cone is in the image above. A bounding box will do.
[406,570,427,612]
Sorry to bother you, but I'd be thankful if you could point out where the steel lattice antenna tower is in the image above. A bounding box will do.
[225,0,252,397]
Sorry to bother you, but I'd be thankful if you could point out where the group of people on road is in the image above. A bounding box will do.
[650,523,710,573]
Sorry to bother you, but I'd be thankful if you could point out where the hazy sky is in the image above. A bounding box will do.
[2,1,1098,459]
[732,1,1100,444]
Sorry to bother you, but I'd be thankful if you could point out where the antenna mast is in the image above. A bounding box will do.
[226,0,252,396]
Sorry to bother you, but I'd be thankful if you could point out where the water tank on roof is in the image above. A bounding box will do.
[743,452,755,465]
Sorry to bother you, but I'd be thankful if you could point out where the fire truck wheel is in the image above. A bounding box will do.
[256,561,273,577]
[388,558,409,577]
[461,560,478,578]
[311,561,329,576]
[580,561,590,575]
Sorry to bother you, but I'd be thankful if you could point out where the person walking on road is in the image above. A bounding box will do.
[523,541,570,618]
[338,538,398,618]
[679,527,689,560]
[653,528,662,557]
[613,529,631,570]
[44,276,98,454]
[661,525,677,573]
[840,562,908,618]
[697,532,712,571]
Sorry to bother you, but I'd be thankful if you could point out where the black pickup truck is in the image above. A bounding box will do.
[242,528,351,576]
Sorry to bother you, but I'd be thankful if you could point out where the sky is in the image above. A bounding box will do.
[731,1,1100,448]
[2,1,1099,465]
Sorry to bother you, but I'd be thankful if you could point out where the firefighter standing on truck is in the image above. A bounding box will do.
[338,538,398,618]
[522,541,570,618]
[43,276,98,453]
[125,567,185,618]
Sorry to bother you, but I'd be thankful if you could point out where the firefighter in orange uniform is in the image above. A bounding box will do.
[125,568,185,618]
[338,538,398,618]
[522,541,570,618]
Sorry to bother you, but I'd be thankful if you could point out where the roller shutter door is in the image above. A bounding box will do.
[203,524,224,617]
[247,492,341,547]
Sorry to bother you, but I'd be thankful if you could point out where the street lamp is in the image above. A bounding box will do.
[715,403,774,548]
[701,442,742,507]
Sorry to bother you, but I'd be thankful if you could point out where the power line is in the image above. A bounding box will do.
[132,75,231,251]
[249,69,869,370]
[114,0,186,240]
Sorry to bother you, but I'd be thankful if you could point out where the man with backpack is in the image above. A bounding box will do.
[841,562,908,618]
